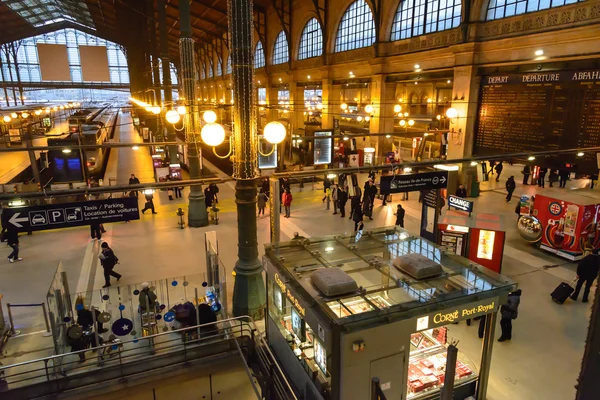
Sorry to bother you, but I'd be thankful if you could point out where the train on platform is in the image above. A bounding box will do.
[47,106,119,182]
[67,105,108,133]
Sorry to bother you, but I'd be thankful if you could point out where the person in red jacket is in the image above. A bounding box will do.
[282,188,293,218]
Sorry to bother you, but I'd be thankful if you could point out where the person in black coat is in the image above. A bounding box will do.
[99,242,121,288]
[537,167,547,188]
[338,186,348,218]
[571,250,600,302]
[498,289,522,342]
[395,204,405,228]
[522,165,530,185]
[455,184,467,198]
[204,187,215,209]
[494,161,503,182]
[559,169,569,188]
[128,174,140,198]
[505,176,516,202]
[364,180,377,214]
[322,177,331,202]
[261,178,270,197]
[349,188,362,220]
[6,228,21,262]
[90,222,102,241]
[141,191,157,214]
[352,206,364,232]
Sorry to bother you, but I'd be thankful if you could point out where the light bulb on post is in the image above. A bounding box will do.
[399,120,406,127]
[357,116,363,122]
[10,113,17,119]
[365,116,371,122]
[3,116,11,123]
[340,103,348,111]
[165,110,181,124]
[393,104,401,113]
[201,123,226,146]
[150,106,161,115]
[446,107,458,120]
[264,121,286,144]
[203,110,217,123]
[408,120,415,127]
[365,104,374,114]
[177,106,187,115]
[21,112,29,118]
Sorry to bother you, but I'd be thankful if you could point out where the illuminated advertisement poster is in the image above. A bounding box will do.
[314,340,327,374]
[477,230,495,260]
[291,307,306,341]
[273,285,284,313]
[564,204,579,237]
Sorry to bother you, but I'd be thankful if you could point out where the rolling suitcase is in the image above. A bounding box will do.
[551,280,575,304]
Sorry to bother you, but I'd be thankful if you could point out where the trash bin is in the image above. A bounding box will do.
[470,180,480,198]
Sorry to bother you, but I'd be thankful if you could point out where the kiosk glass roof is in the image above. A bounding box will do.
[267,227,515,325]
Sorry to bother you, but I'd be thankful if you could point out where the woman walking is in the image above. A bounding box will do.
[282,188,293,218]
[257,188,268,216]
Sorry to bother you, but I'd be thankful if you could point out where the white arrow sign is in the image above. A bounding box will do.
[440,176,447,184]
[9,212,29,228]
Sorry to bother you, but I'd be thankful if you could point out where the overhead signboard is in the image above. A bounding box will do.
[314,130,333,165]
[3,197,139,232]
[448,195,474,214]
[380,171,448,193]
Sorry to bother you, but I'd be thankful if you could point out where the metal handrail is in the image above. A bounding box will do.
[0,315,298,400]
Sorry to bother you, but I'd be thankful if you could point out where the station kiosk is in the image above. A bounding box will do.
[264,227,515,400]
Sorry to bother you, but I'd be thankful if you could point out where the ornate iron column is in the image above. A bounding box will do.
[157,0,176,158]
[229,0,265,318]
[178,0,208,227]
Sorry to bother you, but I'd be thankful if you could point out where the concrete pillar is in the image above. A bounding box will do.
[321,78,337,130]
[446,65,480,161]
[157,0,176,158]
[178,0,208,227]
[229,0,265,319]
[370,75,396,159]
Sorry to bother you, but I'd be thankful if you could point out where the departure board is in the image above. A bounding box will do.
[474,70,600,173]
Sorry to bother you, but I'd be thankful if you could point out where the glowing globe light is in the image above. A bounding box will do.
[3,116,11,123]
[445,107,458,119]
[340,103,348,110]
[21,112,29,118]
[201,123,226,146]
[165,110,180,124]
[263,121,286,144]
[177,106,187,115]
[399,120,406,127]
[10,113,17,119]
[203,110,217,123]
[393,104,401,113]
[150,106,161,115]
[365,104,374,114]
[408,119,415,127]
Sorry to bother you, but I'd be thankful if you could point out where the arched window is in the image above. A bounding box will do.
[226,55,232,74]
[272,31,289,65]
[254,41,265,68]
[217,57,222,76]
[208,59,214,78]
[298,18,323,60]
[487,0,581,20]
[391,0,462,41]
[335,0,375,53]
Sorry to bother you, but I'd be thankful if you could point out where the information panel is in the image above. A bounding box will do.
[314,130,333,165]
[474,70,600,173]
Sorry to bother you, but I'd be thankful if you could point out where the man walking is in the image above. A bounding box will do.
[498,289,521,342]
[395,204,405,228]
[571,249,600,303]
[141,191,157,214]
[90,222,102,241]
[559,169,569,188]
[129,174,140,197]
[6,227,22,262]
[338,186,348,218]
[99,242,121,288]
[505,176,516,202]
[494,161,503,182]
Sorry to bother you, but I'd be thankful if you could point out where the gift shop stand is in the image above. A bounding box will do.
[263,226,515,400]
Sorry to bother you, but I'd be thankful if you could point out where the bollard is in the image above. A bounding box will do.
[176,208,185,229]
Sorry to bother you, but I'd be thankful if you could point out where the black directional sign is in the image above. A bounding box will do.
[448,195,474,214]
[380,171,448,193]
[3,197,139,232]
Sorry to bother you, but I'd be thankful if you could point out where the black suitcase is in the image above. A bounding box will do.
[551,281,575,304]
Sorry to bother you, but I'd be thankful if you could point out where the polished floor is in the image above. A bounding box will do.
[0,121,596,399]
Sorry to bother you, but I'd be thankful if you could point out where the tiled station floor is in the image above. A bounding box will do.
[0,128,597,399]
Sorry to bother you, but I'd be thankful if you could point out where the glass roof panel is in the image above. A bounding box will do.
[2,0,95,29]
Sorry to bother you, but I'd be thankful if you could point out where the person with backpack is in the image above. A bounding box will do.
[99,242,121,288]
[494,161,503,182]
[570,249,600,303]
[498,289,522,342]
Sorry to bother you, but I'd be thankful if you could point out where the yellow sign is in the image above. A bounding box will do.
[274,273,306,317]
